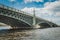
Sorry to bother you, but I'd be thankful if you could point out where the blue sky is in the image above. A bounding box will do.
[0,0,60,25]
[0,0,56,9]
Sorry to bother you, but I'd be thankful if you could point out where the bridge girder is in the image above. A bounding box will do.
[0,15,33,28]
[0,4,59,29]
[0,7,33,26]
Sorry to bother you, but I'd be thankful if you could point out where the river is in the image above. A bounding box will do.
[0,27,60,40]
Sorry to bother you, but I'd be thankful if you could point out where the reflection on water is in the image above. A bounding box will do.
[0,26,60,40]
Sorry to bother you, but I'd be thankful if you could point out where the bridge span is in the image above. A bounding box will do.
[0,4,58,29]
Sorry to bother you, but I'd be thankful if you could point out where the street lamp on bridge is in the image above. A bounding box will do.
[33,8,36,27]
[32,8,41,28]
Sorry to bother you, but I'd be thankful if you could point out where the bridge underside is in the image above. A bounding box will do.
[38,22,58,29]
[0,15,32,29]
[39,23,51,29]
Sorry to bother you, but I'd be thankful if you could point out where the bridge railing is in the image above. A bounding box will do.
[0,4,33,25]
[0,4,33,17]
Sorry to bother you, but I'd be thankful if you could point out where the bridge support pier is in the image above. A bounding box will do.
[33,24,41,28]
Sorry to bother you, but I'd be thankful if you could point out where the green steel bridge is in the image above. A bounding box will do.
[0,4,58,29]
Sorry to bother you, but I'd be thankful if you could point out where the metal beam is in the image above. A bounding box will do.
[33,8,36,26]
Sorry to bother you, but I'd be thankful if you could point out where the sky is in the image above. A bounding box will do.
[0,0,60,25]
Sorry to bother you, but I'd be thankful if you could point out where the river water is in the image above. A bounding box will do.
[0,27,60,40]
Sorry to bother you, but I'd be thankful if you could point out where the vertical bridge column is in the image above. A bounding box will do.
[33,8,36,26]
[32,8,37,28]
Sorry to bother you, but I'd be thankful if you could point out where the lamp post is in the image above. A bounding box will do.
[33,8,36,27]
[49,0,53,27]
[32,8,40,28]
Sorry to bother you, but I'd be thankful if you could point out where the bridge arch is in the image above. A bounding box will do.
[37,22,52,29]
[0,15,32,29]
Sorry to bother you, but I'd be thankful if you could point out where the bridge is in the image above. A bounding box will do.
[0,4,58,29]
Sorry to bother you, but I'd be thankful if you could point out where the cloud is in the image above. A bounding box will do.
[55,12,60,16]
[24,0,43,3]
[44,0,60,25]
[21,0,60,25]
[44,1,60,16]
[21,7,53,18]
[21,7,54,23]
[21,7,33,14]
